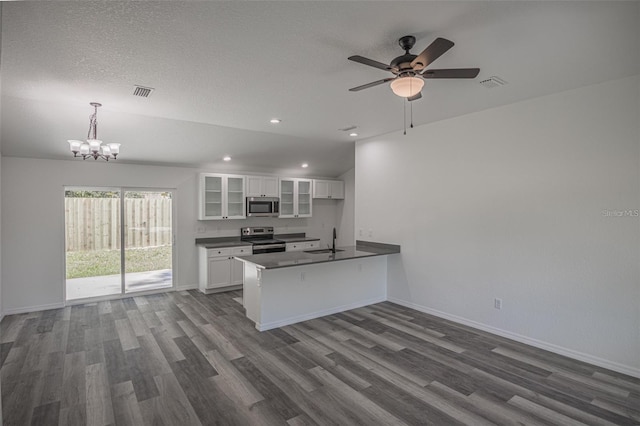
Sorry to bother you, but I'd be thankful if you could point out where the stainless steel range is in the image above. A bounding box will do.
[240,227,286,254]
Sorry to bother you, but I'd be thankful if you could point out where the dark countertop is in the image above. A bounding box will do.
[195,237,249,249]
[235,241,400,269]
[275,234,321,243]
[195,233,319,248]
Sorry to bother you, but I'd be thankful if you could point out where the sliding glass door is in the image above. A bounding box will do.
[124,190,173,293]
[65,189,123,300]
[65,187,174,301]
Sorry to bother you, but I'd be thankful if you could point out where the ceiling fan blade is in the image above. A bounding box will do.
[407,92,422,102]
[349,78,395,92]
[421,68,480,78]
[410,37,455,71]
[348,55,393,71]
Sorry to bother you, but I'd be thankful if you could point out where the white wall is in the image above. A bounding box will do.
[0,152,2,320]
[336,168,355,246]
[0,158,351,313]
[355,75,640,377]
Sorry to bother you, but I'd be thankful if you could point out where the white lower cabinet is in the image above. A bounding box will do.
[199,245,252,293]
[285,240,320,252]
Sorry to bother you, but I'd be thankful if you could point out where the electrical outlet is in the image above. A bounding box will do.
[494,298,503,310]
[359,228,363,237]
[196,226,206,234]
[301,272,306,281]
[358,263,363,273]
[368,229,373,238]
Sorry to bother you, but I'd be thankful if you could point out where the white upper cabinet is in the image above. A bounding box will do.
[313,179,345,199]
[279,178,313,218]
[198,173,246,220]
[246,176,279,198]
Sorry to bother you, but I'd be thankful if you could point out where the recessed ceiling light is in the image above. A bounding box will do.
[270,118,281,124]
[223,156,231,162]
[301,163,308,168]
[349,132,358,137]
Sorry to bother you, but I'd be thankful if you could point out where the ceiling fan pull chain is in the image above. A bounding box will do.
[410,100,414,129]
[403,98,407,135]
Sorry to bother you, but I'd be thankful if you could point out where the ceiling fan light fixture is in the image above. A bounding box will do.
[390,76,424,98]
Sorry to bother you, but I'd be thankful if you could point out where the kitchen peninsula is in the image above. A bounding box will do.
[236,241,400,331]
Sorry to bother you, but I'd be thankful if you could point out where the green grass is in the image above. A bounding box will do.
[66,246,172,279]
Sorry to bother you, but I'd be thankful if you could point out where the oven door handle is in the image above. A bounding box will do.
[252,243,286,251]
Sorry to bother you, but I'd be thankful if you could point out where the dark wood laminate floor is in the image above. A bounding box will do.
[1,290,639,426]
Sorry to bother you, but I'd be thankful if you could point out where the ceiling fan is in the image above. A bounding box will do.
[348,35,480,101]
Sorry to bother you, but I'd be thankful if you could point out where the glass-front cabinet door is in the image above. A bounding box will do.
[198,173,245,220]
[202,175,223,219]
[279,179,295,217]
[296,179,312,217]
[225,176,246,219]
[279,178,312,218]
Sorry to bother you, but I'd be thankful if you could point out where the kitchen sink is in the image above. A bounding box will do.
[303,248,345,254]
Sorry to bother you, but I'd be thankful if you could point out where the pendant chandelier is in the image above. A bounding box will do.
[68,102,120,161]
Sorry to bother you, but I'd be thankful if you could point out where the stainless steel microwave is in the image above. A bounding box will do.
[246,197,280,217]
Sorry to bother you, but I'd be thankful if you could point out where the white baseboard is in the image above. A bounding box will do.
[176,284,198,291]
[256,296,387,331]
[388,297,640,379]
[2,302,66,316]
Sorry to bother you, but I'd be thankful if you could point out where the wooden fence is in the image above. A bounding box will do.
[65,198,172,252]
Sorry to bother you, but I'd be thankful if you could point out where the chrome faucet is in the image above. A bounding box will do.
[332,227,337,253]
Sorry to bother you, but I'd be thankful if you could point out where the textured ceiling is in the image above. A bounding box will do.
[1,1,639,177]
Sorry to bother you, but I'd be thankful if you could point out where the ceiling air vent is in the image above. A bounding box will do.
[479,76,507,89]
[339,125,358,132]
[133,85,154,98]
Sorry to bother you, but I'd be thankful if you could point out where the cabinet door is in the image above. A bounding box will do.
[279,179,295,218]
[329,180,345,199]
[246,176,263,197]
[200,174,223,219]
[297,179,312,217]
[230,258,244,285]
[262,177,279,197]
[247,176,279,197]
[313,180,331,198]
[225,175,246,219]
[207,257,232,288]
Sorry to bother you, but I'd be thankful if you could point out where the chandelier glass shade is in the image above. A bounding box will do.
[390,76,424,98]
[68,102,120,161]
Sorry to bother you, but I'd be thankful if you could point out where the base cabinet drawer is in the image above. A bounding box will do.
[286,240,320,252]
[286,243,304,252]
[304,241,319,250]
